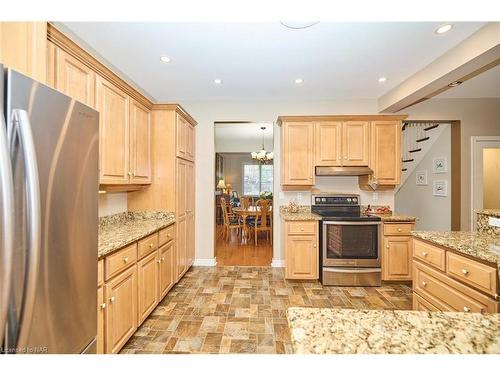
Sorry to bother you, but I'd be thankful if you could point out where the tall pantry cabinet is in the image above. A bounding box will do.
[128,104,197,281]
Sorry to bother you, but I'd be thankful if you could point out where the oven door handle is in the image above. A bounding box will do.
[322,221,382,226]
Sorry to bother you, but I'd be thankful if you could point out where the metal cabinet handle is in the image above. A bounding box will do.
[123,257,129,263]
[300,228,304,231]
[127,171,132,176]
[162,257,165,261]
[100,303,106,310]
[109,297,115,303]
[397,228,402,232]
[463,306,471,312]
[12,109,42,349]
[386,245,389,249]
[462,269,469,275]
[157,259,161,264]
[132,172,136,177]
[422,252,427,257]
[149,243,154,248]
[421,281,427,287]
[313,244,317,248]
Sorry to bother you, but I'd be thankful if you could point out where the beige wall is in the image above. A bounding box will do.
[483,148,500,208]
[98,193,127,217]
[182,98,387,263]
[220,153,255,196]
[395,125,452,230]
[400,97,500,230]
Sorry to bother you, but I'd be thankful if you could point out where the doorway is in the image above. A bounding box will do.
[214,122,274,266]
[471,136,500,230]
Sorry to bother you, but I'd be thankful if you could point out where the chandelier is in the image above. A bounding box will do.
[251,126,273,164]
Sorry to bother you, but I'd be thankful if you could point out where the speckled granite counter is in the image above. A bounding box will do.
[98,211,175,259]
[476,209,500,218]
[287,307,500,354]
[376,214,417,222]
[279,206,321,221]
[412,231,500,278]
[476,209,500,236]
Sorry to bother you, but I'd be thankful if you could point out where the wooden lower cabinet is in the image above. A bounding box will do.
[105,265,137,354]
[159,241,175,299]
[413,292,440,312]
[137,251,159,325]
[176,215,187,280]
[284,221,319,279]
[97,286,105,354]
[382,222,414,281]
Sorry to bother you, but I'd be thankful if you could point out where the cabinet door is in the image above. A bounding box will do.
[137,251,159,325]
[314,121,342,166]
[96,76,130,184]
[0,22,47,83]
[371,121,401,185]
[285,235,318,279]
[186,123,195,161]
[176,114,187,159]
[187,213,195,268]
[342,121,369,166]
[382,236,412,281]
[55,48,95,107]
[159,241,175,299]
[176,215,187,280]
[186,162,195,268]
[281,122,314,186]
[176,158,188,215]
[105,266,137,354]
[97,286,105,354]
[129,99,152,184]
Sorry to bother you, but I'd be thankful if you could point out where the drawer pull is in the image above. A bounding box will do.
[463,306,471,312]
[167,234,171,238]
[300,228,304,231]
[397,228,402,232]
[461,269,469,275]
[421,281,427,287]
[313,244,317,248]
[109,297,115,303]
[421,252,427,257]
[161,257,165,261]
[123,257,129,263]
[149,243,154,248]
[100,303,106,310]
[157,259,161,264]
[386,245,389,249]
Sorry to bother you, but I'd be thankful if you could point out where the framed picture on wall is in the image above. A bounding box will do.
[433,180,448,197]
[416,170,428,185]
[433,157,448,173]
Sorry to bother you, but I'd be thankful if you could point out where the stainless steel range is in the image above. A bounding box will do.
[312,193,382,286]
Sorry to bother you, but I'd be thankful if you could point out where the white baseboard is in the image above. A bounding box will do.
[193,258,217,267]
[271,259,284,268]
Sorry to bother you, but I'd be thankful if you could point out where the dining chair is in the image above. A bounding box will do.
[220,197,242,241]
[240,196,250,209]
[248,199,272,245]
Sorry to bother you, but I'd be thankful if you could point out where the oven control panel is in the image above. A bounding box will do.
[312,194,359,206]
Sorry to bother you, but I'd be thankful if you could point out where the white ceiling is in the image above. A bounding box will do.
[60,22,486,102]
[215,122,273,153]
[436,64,500,98]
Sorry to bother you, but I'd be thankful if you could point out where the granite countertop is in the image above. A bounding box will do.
[98,211,176,259]
[287,307,500,354]
[412,231,500,278]
[476,209,500,218]
[279,206,321,221]
[375,214,417,222]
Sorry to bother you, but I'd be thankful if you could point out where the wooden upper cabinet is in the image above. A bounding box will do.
[0,22,47,83]
[176,114,195,162]
[129,99,152,184]
[96,75,130,184]
[281,121,315,186]
[186,123,195,161]
[315,121,342,166]
[54,48,95,107]
[370,121,401,185]
[342,121,369,166]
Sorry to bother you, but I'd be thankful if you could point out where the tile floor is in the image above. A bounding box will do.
[120,266,413,354]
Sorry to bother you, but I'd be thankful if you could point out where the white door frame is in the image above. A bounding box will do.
[470,136,500,230]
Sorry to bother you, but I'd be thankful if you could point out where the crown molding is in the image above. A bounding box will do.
[151,103,198,126]
[276,114,408,125]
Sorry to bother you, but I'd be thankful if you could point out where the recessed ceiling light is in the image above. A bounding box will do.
[295,78,304,84]
[214,79,222,84]
[378,77,387,83]
[160,56,171,63]
[448,80,462,87]
[435,24,453,34]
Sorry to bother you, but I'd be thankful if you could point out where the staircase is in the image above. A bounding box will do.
[397,122,448,192]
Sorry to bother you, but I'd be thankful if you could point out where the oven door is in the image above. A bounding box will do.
[322,221,381,267]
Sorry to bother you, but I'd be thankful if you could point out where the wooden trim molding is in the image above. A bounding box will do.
[277,114,408,125]
[151,103,198,126]
[47,23,153,110]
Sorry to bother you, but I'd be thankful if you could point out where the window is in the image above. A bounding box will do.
[243,164,273,196]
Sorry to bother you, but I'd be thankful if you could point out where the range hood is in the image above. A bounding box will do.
[315,166,373,176]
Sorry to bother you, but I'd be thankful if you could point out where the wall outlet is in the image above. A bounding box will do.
[372,192,379,201]
[488,216,500,228]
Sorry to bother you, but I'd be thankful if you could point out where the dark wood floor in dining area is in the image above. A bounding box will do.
[215,224,273,266]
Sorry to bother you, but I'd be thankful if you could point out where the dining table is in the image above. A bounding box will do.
[232,205,273,244]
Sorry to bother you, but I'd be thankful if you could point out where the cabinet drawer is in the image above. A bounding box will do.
[446,252,498,297]
[286,221,317,235]
[413,260,498,313]
[138,233,159,259]
[105,243,138,281]
[412,292,440,312]
[413,239,446,272]
[159,225,175,246]
[384,223,413,236]
[97,259,104,287]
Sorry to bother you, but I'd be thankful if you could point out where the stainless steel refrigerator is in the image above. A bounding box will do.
[0,66,99,354]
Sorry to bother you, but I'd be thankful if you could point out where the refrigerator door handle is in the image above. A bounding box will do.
[0,111,15,345]
[11,109,41,350]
